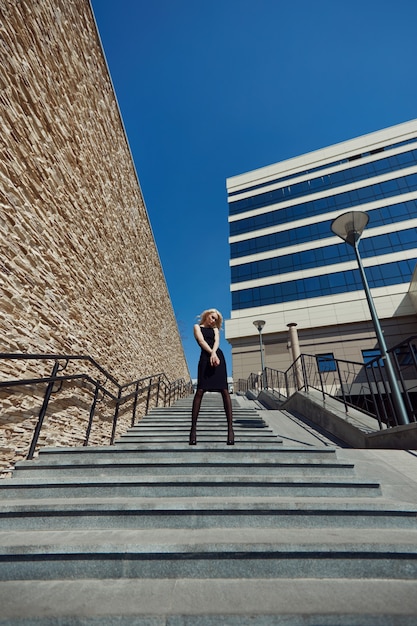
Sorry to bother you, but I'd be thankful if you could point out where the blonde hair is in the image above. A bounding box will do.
[199,308,223,330]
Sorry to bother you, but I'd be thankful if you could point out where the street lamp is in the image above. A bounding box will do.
[253,320,266,388]
[331,210,409,425]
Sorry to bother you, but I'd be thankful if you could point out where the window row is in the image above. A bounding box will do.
[231,227,417,283]
[230,199,417,259]
[228,137,417,201]
[229,147,417,216]
[231,259,417,310]
[230,173,417,237]
[316,350,384,372]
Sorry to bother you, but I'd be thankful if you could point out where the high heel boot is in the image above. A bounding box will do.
[189,389,203,446]
[189,428,197,445]
[221,389,234,445]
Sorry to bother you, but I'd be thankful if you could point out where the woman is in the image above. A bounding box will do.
[190,308,234,445]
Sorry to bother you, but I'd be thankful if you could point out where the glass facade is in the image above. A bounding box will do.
[229,146,417,216]
[231,196,417,259]
[228,137,417,201]
[231,227,417,283]
[232,258,417,310]
[228,133,417,313]
[230,173,417,237]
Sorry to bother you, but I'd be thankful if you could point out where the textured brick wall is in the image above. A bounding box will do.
[0,0,190,472]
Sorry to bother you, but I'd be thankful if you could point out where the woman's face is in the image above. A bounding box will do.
[206,312,219,328]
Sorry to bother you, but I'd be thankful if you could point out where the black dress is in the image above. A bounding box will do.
[197,326,228,390]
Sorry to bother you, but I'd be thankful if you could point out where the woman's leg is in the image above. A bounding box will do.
[220,389,234,445]
[189,388,204,445]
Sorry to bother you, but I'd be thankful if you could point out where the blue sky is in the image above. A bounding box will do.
[90,0,417,379]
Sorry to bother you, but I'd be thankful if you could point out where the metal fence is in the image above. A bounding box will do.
[236,336,417,430]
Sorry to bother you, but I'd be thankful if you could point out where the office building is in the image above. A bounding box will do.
[225,120,417,381]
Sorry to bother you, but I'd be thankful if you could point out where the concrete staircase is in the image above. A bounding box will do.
[1,393,417,624]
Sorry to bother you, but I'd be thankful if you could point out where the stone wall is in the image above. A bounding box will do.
[0,0,190,473]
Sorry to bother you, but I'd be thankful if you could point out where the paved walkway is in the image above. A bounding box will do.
[236,393,417,506]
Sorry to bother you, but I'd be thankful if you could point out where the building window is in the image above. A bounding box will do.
[362,349,384,367]
[395,344,417,366]
[317,353,337,372]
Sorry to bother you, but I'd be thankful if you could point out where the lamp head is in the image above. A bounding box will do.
[331,211,369,247]
[253,320,266,332]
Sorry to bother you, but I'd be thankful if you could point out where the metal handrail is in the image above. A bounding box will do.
[236,340,417,429]
[0,352,192,459]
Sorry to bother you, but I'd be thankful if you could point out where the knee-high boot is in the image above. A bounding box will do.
[221,389,234,445]
[190,389,204,445]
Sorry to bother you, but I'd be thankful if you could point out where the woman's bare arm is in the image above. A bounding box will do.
[194,324,220,366]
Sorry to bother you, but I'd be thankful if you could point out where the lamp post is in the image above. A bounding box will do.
[331,210,409,425]
[253,320,266,388]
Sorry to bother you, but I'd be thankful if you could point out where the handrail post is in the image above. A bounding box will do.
[155,376,162,407]
[285,370,290,397]
[84,384,100,446]
[294,355,304,391]
[376,359,396,426]
[300,355,308,392]
[110,387,122,445]
[363,363,383,430]
[315,355,326,402]
[335,359,349,414]
[145,377,154,415]
[27,361,60,460]
[131,381,140,427]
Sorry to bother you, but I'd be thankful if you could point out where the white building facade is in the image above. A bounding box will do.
[226,120,417,382]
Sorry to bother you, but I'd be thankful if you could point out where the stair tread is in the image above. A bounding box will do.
[0,578,416,621]
[37,445,338,454]
[15,458,354,467]
[1,475,380,486]
[0,495,410,509]
[1,527,417,550]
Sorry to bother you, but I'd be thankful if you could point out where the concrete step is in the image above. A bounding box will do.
[144,410,248,416]
[0,475,382,499]
[1,578,416,624]
[1,527,416,581]
[114,435,279,444]
[145,405,257,411]
[36,445,339,461]
[3,395,417,623]
[12,458,356,478]
[113,439,282,447]
[126,424,271,431]
[1,497,416,531]
[148,399,244,408]
[135,422,269,430]
[119,419,273,435]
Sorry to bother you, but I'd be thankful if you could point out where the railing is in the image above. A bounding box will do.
[0,353,192,462]
[236,337,417,430]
